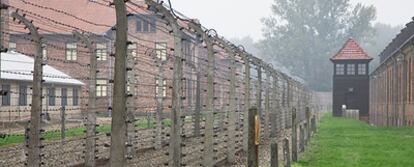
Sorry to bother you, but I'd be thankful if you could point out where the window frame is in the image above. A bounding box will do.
[335,64,345,75]
[155,77,167,98]
[155,42,167,61]
[346,64,355,75]
[1,85,10,106]
[9,42,16,51]
[66,42,77,61]
[358,63,367,75]
[48,87,56,106]
[136,16,156,33]
[96,79,108,97]
[96,43,107,61]
[18,85,27,106]
[61,88,67,106]
[73,87,79,106]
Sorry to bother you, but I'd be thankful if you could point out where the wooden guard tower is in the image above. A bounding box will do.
[330,38,373,122]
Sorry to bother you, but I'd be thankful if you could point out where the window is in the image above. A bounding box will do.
[18,85,27,106]
[1,85,10,106]
[48,88,55,106]
[96,43,107,61]
[136,16,156,33]
[61,88,67,106]
[73,88,79,106]
[96,79,107,97]
[335,64,345,75]
[155,42,167,61]
[358,64,367,75]
[155,77,166,98]
[9,42,16,51]
[127,43,137,57]
[42,43,47,61]
[347,64,355,75]
[66,43,77,61]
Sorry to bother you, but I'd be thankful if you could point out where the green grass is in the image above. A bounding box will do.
[294,114,414,167]
[0,118,172,148]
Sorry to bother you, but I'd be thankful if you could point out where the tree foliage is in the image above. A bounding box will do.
[259,0,376,91]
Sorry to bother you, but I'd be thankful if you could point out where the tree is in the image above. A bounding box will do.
[259,0,376,91]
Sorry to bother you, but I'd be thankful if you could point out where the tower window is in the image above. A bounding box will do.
[358,64,366,75]
[347,64,355,75]
[335,64,345,75]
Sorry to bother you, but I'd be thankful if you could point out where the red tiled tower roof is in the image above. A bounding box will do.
[331,38,372,61]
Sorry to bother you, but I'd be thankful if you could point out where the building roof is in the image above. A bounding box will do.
[331,38,372,61]
[379,17,414,62]
[7,0,146,34]
[7,0,117,34]
[1,51,83,85]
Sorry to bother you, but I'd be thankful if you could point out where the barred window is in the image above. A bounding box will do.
[155,42,167,61]
[347,64,355,75]
[96,43,107,61]
[358,64,367,75]
[335,64,345,75]
[66,43,77,61]
[127,43,137,57]
[96,79,108,97]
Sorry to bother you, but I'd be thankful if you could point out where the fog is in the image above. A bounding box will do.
[172,0,413,41]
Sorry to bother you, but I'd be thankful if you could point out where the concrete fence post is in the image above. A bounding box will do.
[72,30,97,167]
[203,30,215,167]
[306,107,311,144]
[291,107,298,162]
[126,42,137,159]
[11,12,43,167]
[187,21,216,167]
[256,62,263,138]
[242,53,251,152]
[60,106,66,145]
[145,1,186,166]
[264,70,270,139]
[248,107,258,167]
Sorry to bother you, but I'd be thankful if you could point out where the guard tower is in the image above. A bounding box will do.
[330,38,372,122]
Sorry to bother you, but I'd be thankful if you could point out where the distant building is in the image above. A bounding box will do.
[0,51,83,121]
[330,38,372,122]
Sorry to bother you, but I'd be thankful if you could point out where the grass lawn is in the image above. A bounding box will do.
[0,118,172,148]
[294,114,414,167]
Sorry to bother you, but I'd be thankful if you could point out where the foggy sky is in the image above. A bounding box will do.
[171,0,414,41]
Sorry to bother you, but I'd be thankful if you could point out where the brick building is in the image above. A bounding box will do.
[2,0,225,115]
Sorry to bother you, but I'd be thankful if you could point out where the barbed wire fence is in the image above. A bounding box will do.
[0,0,324,166]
